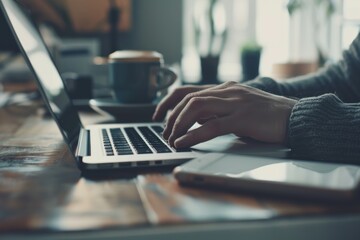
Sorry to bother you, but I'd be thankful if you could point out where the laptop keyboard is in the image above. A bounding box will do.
[138,127,172,153]
[102,126,176,156]
[110,128,133,155]
[124,128,153,154]
[102,129,114,156]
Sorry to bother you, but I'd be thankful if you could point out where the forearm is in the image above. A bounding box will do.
[246,33,360,102]
[288,94,360,162]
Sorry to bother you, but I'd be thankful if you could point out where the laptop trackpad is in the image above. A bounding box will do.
[192,134,289,159]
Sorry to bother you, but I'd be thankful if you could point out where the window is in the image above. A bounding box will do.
[182,0,359,83]
[182,0,251,82]
[183,0,292,82]
[256,0,290,75]
[341,0,360,49]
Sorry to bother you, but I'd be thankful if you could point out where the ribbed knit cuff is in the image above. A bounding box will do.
[288,94,360,162]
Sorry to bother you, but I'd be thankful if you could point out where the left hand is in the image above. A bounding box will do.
[163,81,298,148]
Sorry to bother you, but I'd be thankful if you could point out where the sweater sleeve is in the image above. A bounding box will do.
[245,33,360,162]
[246,32,360,103]
[288,94,360,162]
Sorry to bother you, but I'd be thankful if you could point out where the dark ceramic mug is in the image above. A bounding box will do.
[108,50,177,104]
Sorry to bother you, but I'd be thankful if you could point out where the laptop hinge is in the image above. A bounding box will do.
[76,128,91,157]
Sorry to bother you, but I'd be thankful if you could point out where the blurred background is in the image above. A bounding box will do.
[0,0,359,105]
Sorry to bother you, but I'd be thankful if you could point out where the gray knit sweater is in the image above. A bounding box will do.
[246,33,360,163]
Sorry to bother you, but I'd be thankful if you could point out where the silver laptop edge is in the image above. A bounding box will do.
[0,0,196,171]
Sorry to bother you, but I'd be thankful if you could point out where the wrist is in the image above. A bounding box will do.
[280,97,298,145]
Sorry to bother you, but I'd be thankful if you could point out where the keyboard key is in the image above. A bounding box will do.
[176,148,192,153]
[116,150,133,155]
[139,127,172,153]
[124,128,153,154]
[102,129,115,156]
[151,126,164,135]
[110,128,133,155]
[136,148,153,154]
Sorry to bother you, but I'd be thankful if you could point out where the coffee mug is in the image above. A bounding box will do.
[108,50,177,103]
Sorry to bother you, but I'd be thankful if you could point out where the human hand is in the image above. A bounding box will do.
[159,81,297,148]
[153,84,216,121]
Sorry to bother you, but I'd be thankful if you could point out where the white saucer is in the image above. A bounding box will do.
[89,99,158,123]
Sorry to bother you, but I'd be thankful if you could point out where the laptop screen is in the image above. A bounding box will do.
[1,0,82,150]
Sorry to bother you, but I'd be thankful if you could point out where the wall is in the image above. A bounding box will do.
[116,0,183,64]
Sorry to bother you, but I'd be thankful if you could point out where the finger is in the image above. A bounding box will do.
[152,85,211,121]
[198,115,217,125]
[168,97,233,146]
[210,81,238,90]
[152,87,194,121]
[163,88,233,140]
[174,116,233,148]
[158,82,238,127]
[163,88,231,140]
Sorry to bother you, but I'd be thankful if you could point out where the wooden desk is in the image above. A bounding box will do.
[1,103,360,239]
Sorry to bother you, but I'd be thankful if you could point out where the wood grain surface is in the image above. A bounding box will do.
[1,104,360,233]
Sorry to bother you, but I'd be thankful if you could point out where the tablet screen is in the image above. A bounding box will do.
[200,155,360,190]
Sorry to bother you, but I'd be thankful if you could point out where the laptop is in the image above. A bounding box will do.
[0,0,196,170]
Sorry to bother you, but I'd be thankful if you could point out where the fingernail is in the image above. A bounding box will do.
[163,130,170,140]
[168,139,174,148]
[174,137,185,149]
[174,139,181,148]
[168,135,174,146]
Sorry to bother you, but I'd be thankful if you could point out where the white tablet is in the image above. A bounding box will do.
[173,153,360,202]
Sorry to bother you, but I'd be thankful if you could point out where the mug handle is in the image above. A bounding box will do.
[149,67,177,99]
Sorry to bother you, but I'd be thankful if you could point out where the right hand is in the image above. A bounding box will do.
[153,84,216,121]
[155,82,296,149]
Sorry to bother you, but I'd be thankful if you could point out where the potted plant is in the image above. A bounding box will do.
[193,0,227,84]
[241,41,262,82]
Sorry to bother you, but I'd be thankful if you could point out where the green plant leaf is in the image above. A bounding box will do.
[287,0,303,16]
[241,41,262,52]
